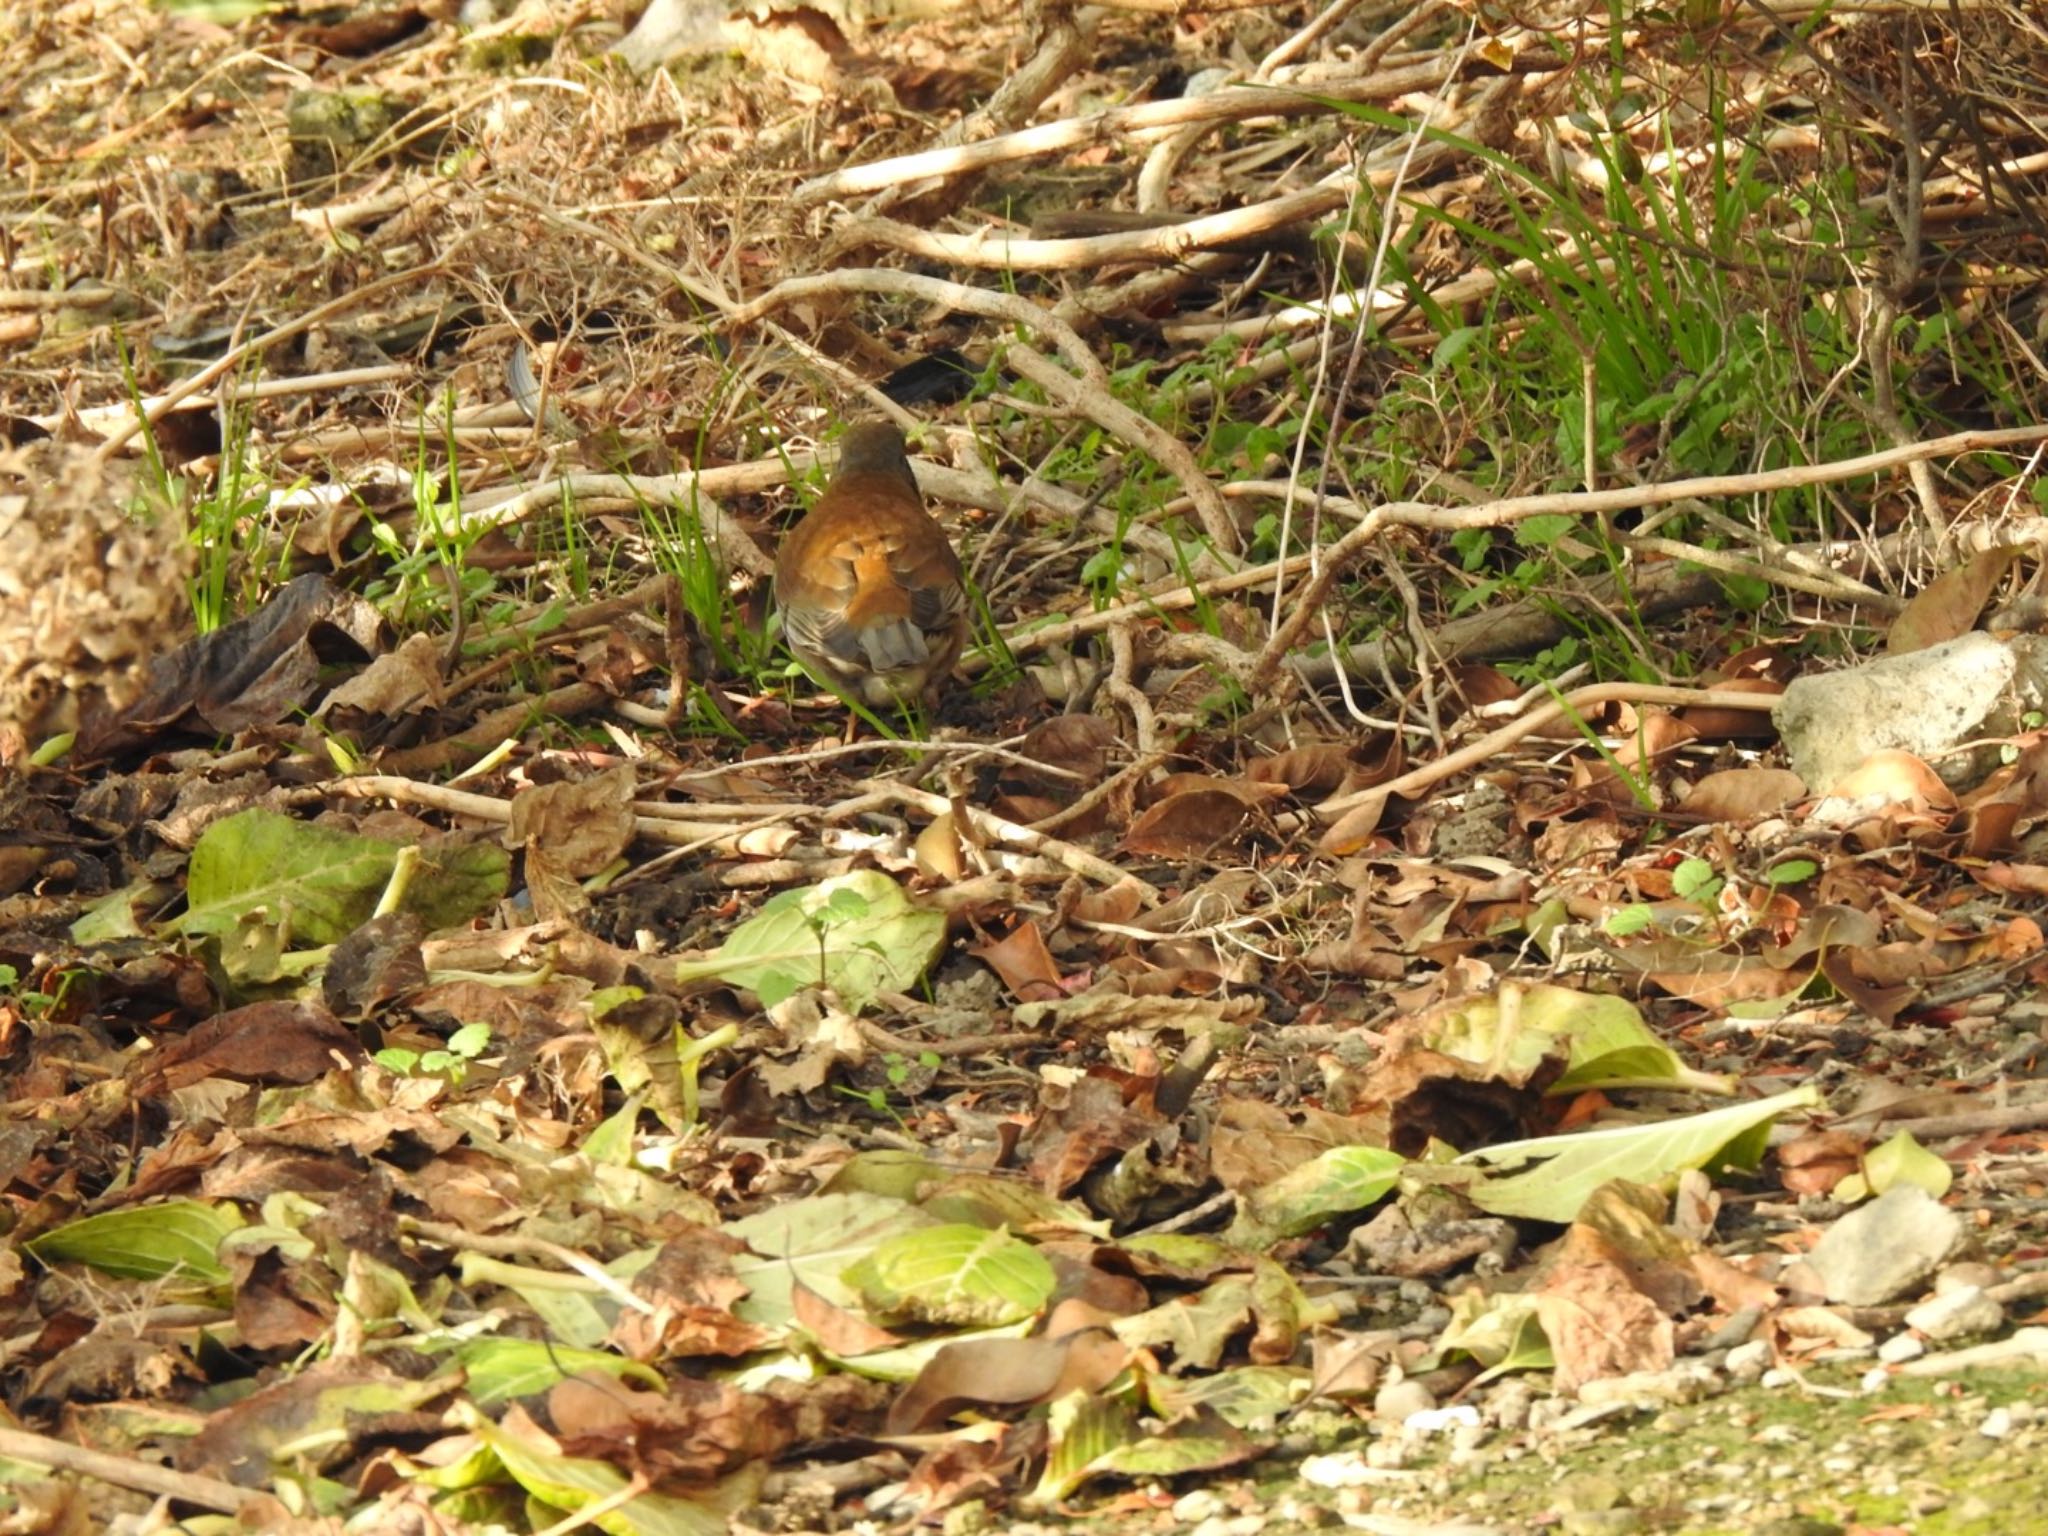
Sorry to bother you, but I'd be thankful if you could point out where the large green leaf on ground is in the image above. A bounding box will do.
[671,869,946,1009]
[1456,1085,1822,1222]
[24,1200,243,1294]
[176,807,508,945]
[842,1222,1055,1327]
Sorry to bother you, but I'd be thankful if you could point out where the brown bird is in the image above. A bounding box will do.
[774,422,966,711]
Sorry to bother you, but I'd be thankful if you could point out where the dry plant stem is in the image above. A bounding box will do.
[28,366,406,434]
[685,735,1082,783]
[1030,750,1173,834]
[89,263,443,462]
[1105,622,1163,757]
[0,1426,258,1514]
[0,285,118,308]
[1623,532,1893,606]
[1004,344,1239,553]
[792,59,1471,203]
[866,0,1094,217]
[400,1216,656,1315]
[1257,0,1377,76]
[860,778,1158,899]
[1879,1097,2048,1141]
[1054,251,1252,335]
[856,1019,1043,1059]
[1316,684,1782,821]
[727,269,1238,553]
[726,269,1099,398]
[1238,422,2048,694]
[321,774,795,850]
[378,683,613,776]
[833,185,1351,270]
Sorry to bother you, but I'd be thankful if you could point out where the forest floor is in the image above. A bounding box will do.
[3,0,2048,1532]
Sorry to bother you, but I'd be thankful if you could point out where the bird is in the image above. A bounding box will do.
[773,422,967,712]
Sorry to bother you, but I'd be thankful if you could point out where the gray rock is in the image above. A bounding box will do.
[1773,632,2012,794]
[1803,1186,1963,1305]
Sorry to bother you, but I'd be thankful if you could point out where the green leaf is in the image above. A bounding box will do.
[178,808,507,946]
[447,1339,662,1406]
[729,1190,940,1329]
[1457,1086,1822,1222]
[469,1410,754,1536]
[1864,1130,1953,1199]
[1226,1144,1405,1245]
[672,869,945,1011]
[25,1200,243,1292]
[842,1223,1055,1328]
[1671,857,1721,902]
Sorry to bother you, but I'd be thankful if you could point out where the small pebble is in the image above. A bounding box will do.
[1173,1490,1226,1523]
[1725,1340,1772,1379]
[1878,1333,1926,1364]
[1904,1285,2006,1342]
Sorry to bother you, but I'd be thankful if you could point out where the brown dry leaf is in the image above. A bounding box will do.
[83,575,376,755]
[610,1229,775,1360]
[1014,714,1120,790]
[179,1361,439,1484]
[1639,949,1809,1008]
[969,920,1064,1002]
[1122,783,1266,859]
[1824,750,1956,816]
[1247,740,1360,794]
[1532,1230,1676,1394]
[507,761,638,922]
[1308,1329,1398,1400]
[317,631,444,721]
[1778,1129,1867,1184]
[1317,793,1392,856]
[22,1333,200,1414]
[1065,877,1150,928]
[1689,1251,1781,1313]
[1574,712,1697,807]
[887,1330,1128,1434]
[138,999,364,1092]
[322,911,428,1022]
[230,1249,336,1351]
[1819,951,1918,1026]
[915,808,967,879]
[1972,863,2048,898]
[1448,663,1525,713]
[1209,1097,1382,1193]
[1680,677,1785,740]
[793,1278,904,1357]
[1770,1305,1875,1357]
[549,1371,796,1481]
[1886,546,2021,654]
[1019,1073,1164,1196]
[1679,767,1805,821]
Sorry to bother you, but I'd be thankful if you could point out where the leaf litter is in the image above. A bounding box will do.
[3,0,2048,1532]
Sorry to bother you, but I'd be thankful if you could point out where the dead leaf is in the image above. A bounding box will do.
[1887,546,2021,654]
